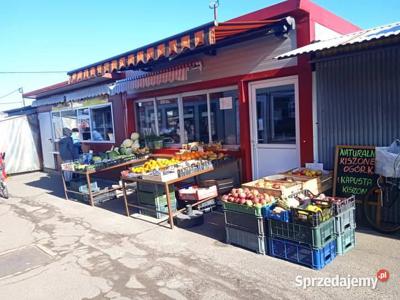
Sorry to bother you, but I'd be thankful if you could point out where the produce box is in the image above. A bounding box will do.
[264,204,292,223]
[224,210,266,235]
[336,227,356,255]
[223,202,264,217]
[178,185,218,201]
[268,237,337,270]
[225,225,266,255]
[291,199,333,227]
[242,179,301,198]
[141,170,178,182]
[314,196,355,216]
[268,218,335,249]
[61,162,75,171]
[282,168,333,194]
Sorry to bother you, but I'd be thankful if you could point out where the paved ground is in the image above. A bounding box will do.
[0,172,399,300]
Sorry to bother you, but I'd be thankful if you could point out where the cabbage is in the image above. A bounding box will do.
[121,139,134,148]
[131,132,140,141]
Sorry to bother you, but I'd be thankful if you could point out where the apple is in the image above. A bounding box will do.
[238,188,244,194]
[228,196,234,202]
[253,190,259,196]
[221,195,229,202]
[244,188,250,193]
[261,199,267,205]
[239,199,246,205]
[245,200,253,207]
[253,198,260,204]
[239,192,246,199]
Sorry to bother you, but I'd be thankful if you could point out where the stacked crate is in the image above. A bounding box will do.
[322,196,356,255]
[223,202,268,255]
[266,201,337,270]
[137,183,177,219]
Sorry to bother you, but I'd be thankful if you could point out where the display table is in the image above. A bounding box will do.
[121,168,215,229]
[61,158,147,206]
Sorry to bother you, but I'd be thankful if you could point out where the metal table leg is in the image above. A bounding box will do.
[61,171,69,200]
[122,179,130,217]
[86,172,94,207]
[164,182,174,229]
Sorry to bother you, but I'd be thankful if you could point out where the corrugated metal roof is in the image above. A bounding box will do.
[276,21,400,59]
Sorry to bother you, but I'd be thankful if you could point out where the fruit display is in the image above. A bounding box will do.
[131,158,180,174]
[173,150,226,162]
[242,178,302,198]
[287,168,322,177]
[221,188,276,209]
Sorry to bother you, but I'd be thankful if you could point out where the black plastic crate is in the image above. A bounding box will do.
[224,210,265,235]
[292,202,333,227]
[225,225,266,255]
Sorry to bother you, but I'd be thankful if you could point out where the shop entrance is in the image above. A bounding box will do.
[249,76,300,179]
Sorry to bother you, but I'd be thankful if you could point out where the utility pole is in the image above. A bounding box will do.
[209,0,219,26]
[18,87,25,107]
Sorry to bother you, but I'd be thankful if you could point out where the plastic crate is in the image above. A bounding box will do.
[198,199,216,212]
[264,204,292,222]
[222,202,264,217]
[314,196,355,216]
[224,210,265,235]
[225,225,266,255]
[334,208,356,234]
[268,218,335,249]
[268,237,336,270]
[137,182,174,196]
[137,190,176,206]
[292,199,333,227]
[336,228,356,255]
[73,190,116,204]
[139,201,177,219]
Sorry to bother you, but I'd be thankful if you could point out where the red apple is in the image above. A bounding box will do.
[239,192,246,199]
[239,199,246,205]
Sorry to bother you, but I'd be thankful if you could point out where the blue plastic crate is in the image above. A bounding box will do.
[268,237,337,270]
[264,204,291,222]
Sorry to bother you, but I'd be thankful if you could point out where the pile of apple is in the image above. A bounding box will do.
[222,188,276,208]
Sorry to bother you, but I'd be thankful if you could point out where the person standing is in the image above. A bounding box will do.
[71,128,82,159]
[59,128,77,184]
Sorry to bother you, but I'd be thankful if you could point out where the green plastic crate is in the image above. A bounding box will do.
[336,228,356,255]
[139,202,177,219]
[137,190,176,206]
[268,218,335,249]
[225,225,266,255]
[222,202,264,217]
[137,182,173,196]
[334,208,356,235]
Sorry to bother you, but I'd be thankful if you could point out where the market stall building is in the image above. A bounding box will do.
[276,21,400,169]
[24,0,359,181]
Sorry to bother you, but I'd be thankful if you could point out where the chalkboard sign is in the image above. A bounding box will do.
[333,145,378,199]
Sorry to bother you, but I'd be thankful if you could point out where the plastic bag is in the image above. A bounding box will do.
[375,147,400,178]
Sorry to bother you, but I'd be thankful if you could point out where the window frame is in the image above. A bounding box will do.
[51,102,115,144]
[135,85,239,147]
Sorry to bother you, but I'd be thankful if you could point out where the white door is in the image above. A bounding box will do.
[38,112,56,169]
[249,76,300,179]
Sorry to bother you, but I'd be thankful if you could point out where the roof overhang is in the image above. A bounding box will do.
[276,21,400,60]
[23,72,125,99]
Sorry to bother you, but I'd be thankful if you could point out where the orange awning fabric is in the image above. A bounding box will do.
[128,61,202,90]
[68,18,285,84]
[214,19,282,42]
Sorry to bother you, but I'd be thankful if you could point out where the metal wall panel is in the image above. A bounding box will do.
[316,46,400,169]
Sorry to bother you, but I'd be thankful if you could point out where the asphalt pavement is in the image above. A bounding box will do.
[0,172,399,300]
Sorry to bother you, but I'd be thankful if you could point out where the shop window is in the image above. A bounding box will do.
[209,90,240,145]
[157,98,180,145]
[136,101,157,136]
[256,85,296,144]
[90,105,114,141]
[78,108,91,141]
[182,94,208,143]
[51,103,115,143]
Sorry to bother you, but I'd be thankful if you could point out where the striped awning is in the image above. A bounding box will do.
[68,18,289,84]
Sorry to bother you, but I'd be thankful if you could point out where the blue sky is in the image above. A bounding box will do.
[1,0,399,110]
